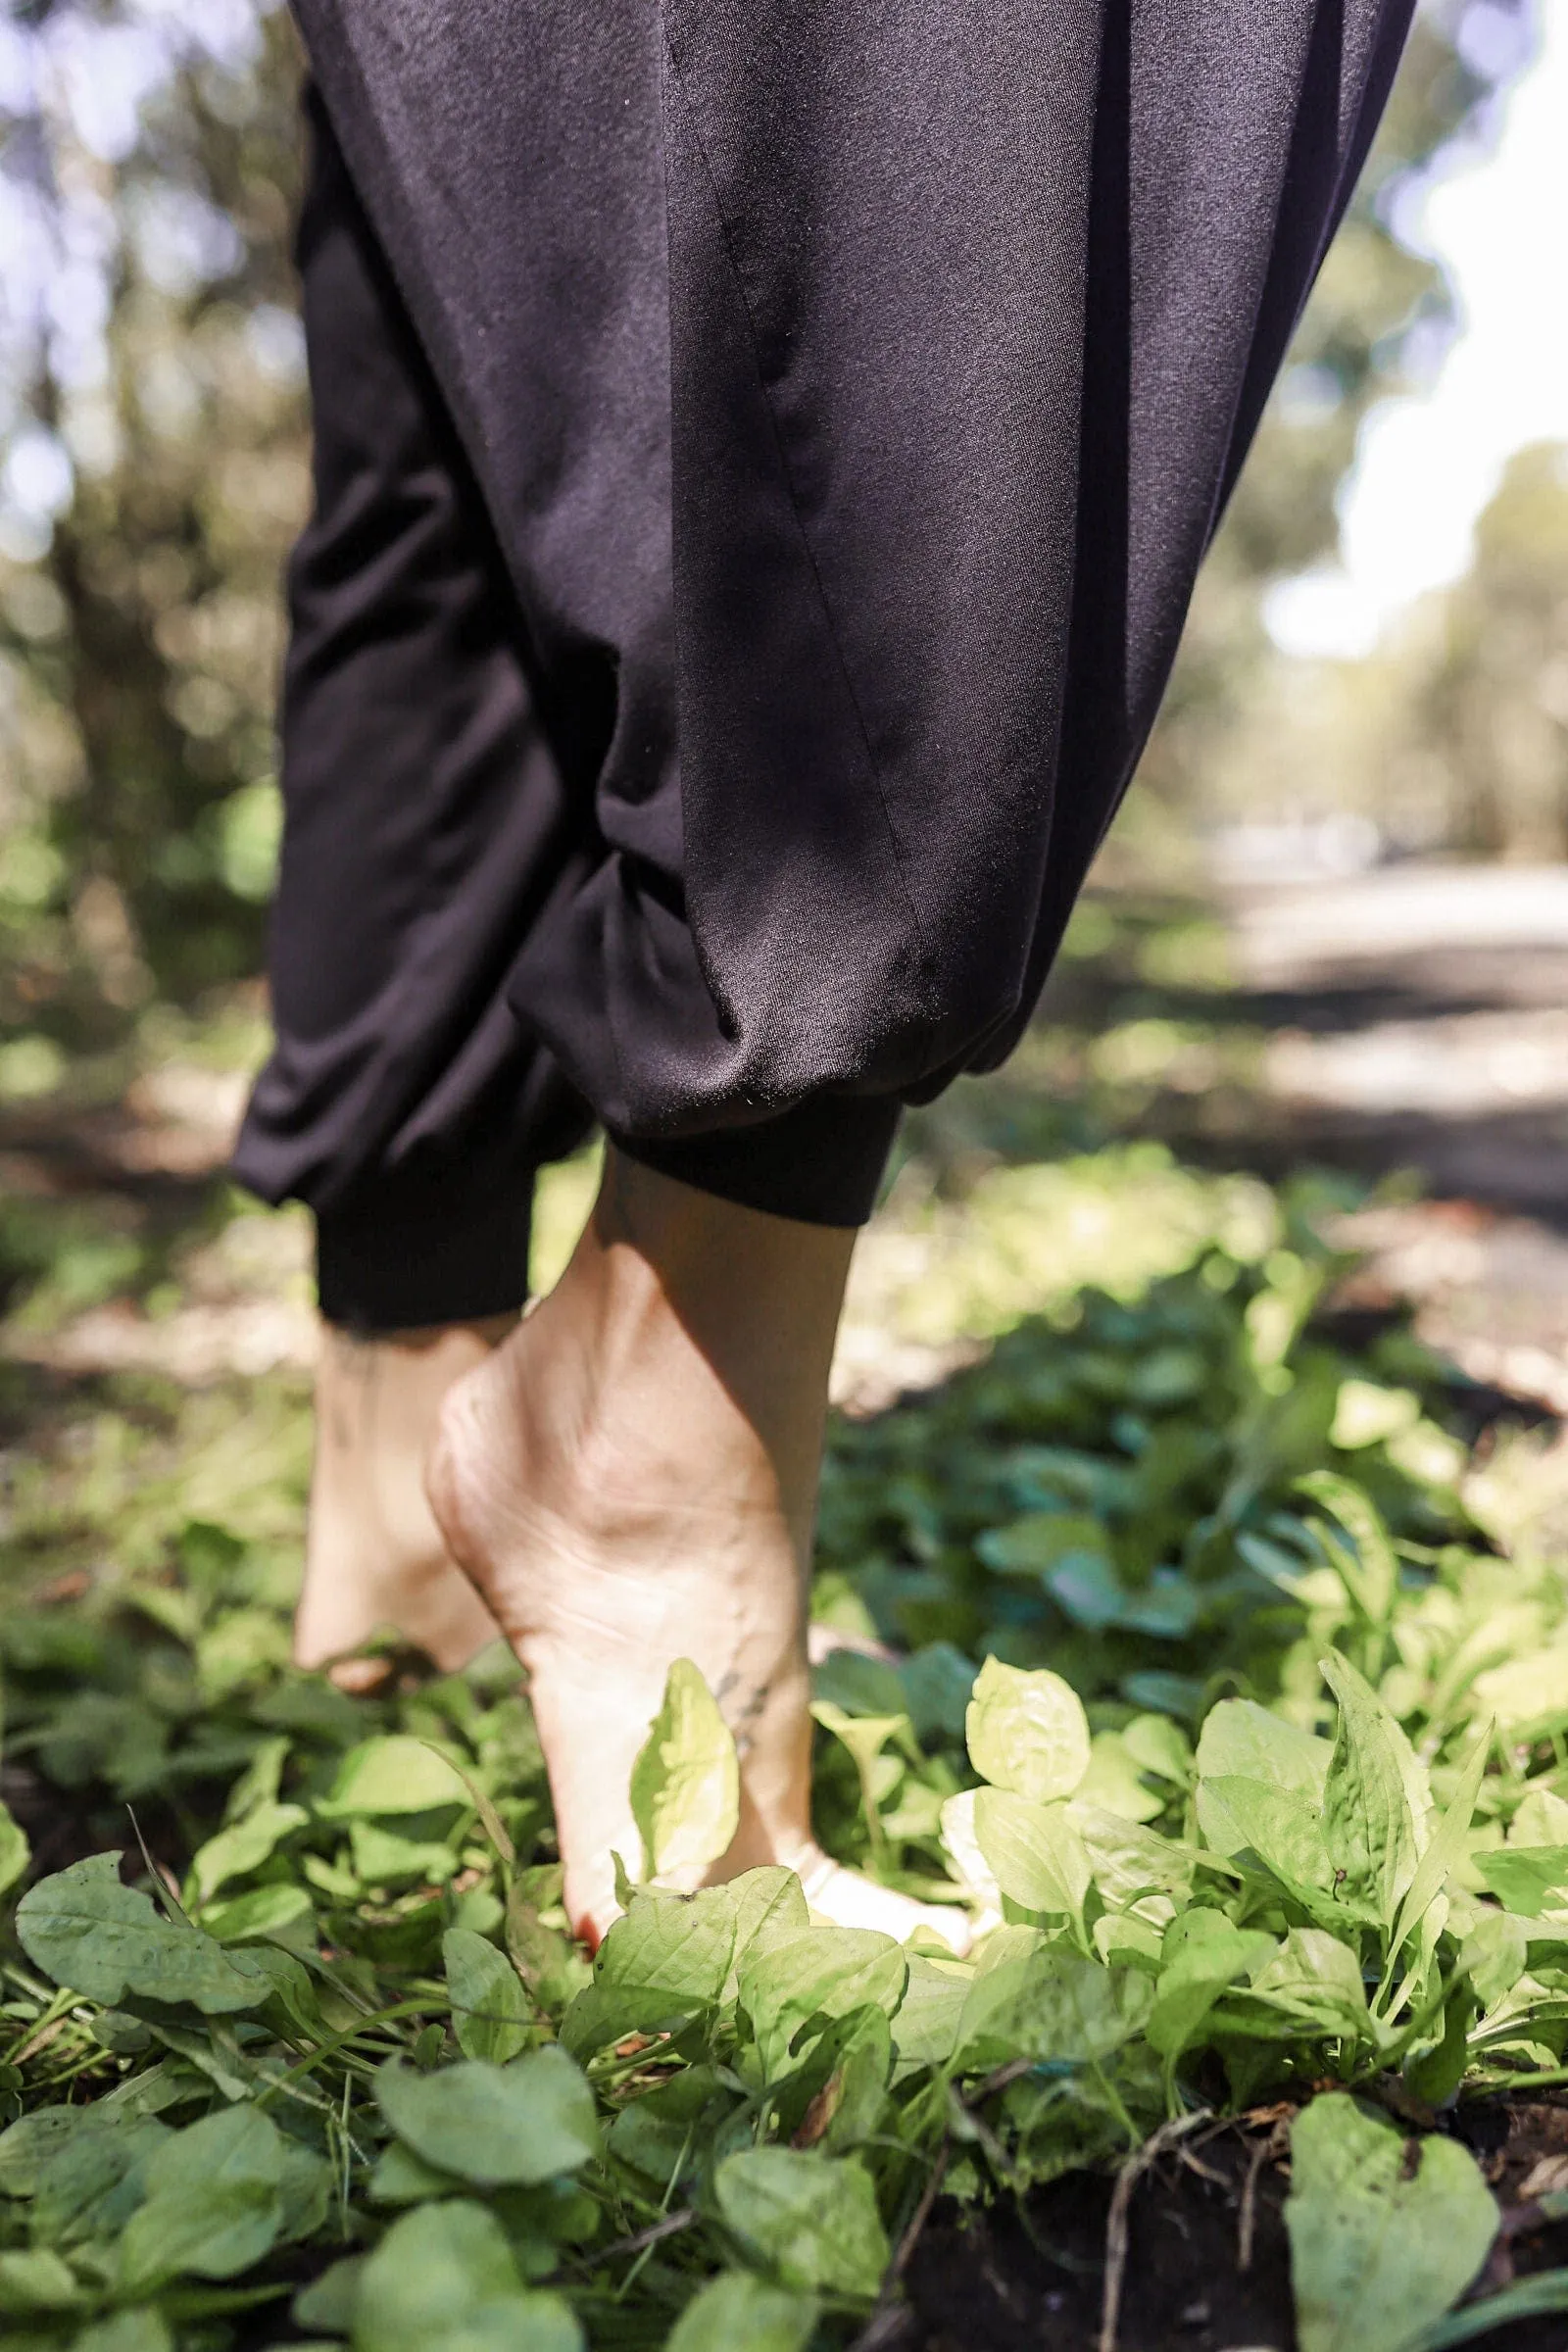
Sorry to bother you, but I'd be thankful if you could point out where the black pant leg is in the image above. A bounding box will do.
[232,87,594,1330]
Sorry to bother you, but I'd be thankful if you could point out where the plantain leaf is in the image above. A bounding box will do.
[965,1658,1091,1804]
[1286,2094,1498,2352]
[628,1659,740,1883]
[17,1853,268,2014]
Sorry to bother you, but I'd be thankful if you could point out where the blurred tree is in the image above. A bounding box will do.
[0,0,306,1041]
[1387,443,1568,858]
[1137,0,1537,822]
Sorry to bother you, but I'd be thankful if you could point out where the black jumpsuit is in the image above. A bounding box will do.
[234,0,1416,1330]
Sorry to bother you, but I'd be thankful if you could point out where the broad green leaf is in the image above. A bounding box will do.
[350,2199,584,2352]
[316,1737,470,1818]
[16,1853,267,2014]
[0,2247,82,2314]
[0,2108,94,2196]
[1071,1804,1196,1913]
[972,1788,1090,1922]
[714,2148,889,2298]
[70,2315,174,2352]
[720,1865,812,2000]
[189,1801,308,1903]
[1286,2094,1498,2352]
[582,1885,739,2023]
[443,1928,530,2064]
[1477,1846,1568,1919]
[1321,1653,1417,1930]
[119,2106,286,2288]
[1391,1729,1491,1964]
[32,2114,169,2246]
[665,2270,817,2352]
[294,2253,367,2333]
[976,1512,1105,1576]
[1509,1786,1568,1844]
[1196,1777,1338,1910]
[1122,1712,1194,1787]
[369,2142,463,2206]
[350,1820,461,1888]
[0,1799,28,1898]
[629,1659,740,1882]
[1225,1931,1370,2040]
[1471,1646,1568,1740]
[965,1658,1091,1804]
[1196,1697,1330,1802]
[1459,1910,1528,2011]
[955,1946,1149,2073]
[376,2048,598,2187]
[1072,1732,1164,1824]
[1147,1912,1276,2061]
[891,1954,973,2079]
[737,1926,906,2082]
[202,1882,316,1948]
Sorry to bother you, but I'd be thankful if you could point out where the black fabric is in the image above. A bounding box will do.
[238,2,1415,1319]
[232,88,899,1325]
[281,0,1413,1137]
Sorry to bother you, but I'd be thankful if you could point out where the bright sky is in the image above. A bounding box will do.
[1267,5,1568,660]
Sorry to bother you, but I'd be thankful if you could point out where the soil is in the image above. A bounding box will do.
[900,2098,1568,2352]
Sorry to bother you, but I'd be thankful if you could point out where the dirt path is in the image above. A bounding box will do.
[1222,862,1568,1413]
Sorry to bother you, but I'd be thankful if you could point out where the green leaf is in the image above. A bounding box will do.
[316,1737,471,1818]
[349,2199,584,2352]
[1225,1931,1370,2042]
[376,2048,598,2187]
[955,1946,1149,2073]
[119,2106,286,2288]
[1072,1804,1197,1914]
[1196,1777,1338,1909]
[1459,1911,1528,2011]
[572,1884,740,2052]
[443,1928,530,2064]
[0,2247,83,2315]
[971,1788,1090,1922]
[665,2271,818,2352]
[16,1853,267,2013]
[32,2114,169,2247]
[1390,1728,1491,1964]
[890,1954,973,2080]
[965,1658,1091,1803]
[713,2148,889,2298]
[1196,1697,1331,1802]
[0,1799,29,1898]
[629,1658,740,1883]
[1415,2268,1568,2348]
[1476,1846,1568,1919]
[0,2109,91,2196]
[1147,1912,1277,2061]
[1299,1474,1400,1626]
[70,2315,174,2352]
[737,1926,906,2082]
[1286,2094,1499,2352]
[1321,1653,1419,1931]
[189,1801,309,1903]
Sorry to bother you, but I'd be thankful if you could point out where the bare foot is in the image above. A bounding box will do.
[426,1152,970,1954]
[295,1317,514,1690]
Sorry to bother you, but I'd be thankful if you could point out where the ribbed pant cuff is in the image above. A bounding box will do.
[611,1094,902,1228]
[316,1164,532,1332]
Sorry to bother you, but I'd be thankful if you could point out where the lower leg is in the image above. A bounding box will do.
[426,1148,965,1948]
[295,1316,514,1690]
